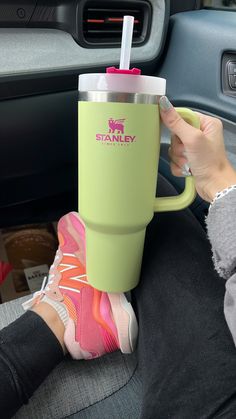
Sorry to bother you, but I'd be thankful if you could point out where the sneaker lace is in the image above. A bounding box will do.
[23,250,87,309]
[22,250,60,310]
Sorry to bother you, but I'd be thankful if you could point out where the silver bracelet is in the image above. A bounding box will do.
[211,184,236,206]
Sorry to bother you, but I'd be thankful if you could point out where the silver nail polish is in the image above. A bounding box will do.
[159,96,172,111]
[181,170,191,177]
[181,163,191,177]
[183,163,191,172]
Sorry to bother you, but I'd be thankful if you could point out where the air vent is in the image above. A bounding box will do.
[79,0,151,47]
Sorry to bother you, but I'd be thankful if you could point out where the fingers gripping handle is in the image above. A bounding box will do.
[154,108,200,213]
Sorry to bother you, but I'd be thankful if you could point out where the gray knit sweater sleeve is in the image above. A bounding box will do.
[206,189,236,345]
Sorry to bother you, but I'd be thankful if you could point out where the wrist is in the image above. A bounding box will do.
[203,164,236,202]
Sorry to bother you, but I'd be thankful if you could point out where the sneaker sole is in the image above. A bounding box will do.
[108,293,138,353]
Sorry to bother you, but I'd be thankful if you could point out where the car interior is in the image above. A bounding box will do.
[0,0,236,417]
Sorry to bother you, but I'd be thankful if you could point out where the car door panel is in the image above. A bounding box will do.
[159,10,236,121]
[158,9,236,171]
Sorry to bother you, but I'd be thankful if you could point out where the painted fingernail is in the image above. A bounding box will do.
[159,96,173,111]
[181,170,191,177]
[181,163,191,176]
[183,162,191,172]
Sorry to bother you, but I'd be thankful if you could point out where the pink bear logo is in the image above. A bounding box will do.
[108,118,125,134]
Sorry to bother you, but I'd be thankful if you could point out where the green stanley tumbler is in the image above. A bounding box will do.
[78,67,200,292]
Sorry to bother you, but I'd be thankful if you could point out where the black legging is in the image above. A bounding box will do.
[0,311,63,418]
[1,174,236,419]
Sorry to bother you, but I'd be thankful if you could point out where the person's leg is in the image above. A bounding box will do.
[133,174,236,419]
[0,212,138,419]
[0,307,64,419]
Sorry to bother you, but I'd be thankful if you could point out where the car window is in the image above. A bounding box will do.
[203,0,236,10]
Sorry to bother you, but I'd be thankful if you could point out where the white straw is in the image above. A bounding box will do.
[119,16,134,70]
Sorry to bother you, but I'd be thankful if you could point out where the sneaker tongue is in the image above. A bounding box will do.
[48,250,61,276]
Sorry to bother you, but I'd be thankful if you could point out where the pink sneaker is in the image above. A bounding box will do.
[23,212,138,359]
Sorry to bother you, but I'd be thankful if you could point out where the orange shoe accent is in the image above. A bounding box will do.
[92,289,116,339]
[63,295,77,322]
[58,231,65,247]
[58,267,86,280]
[60,255,83,267]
